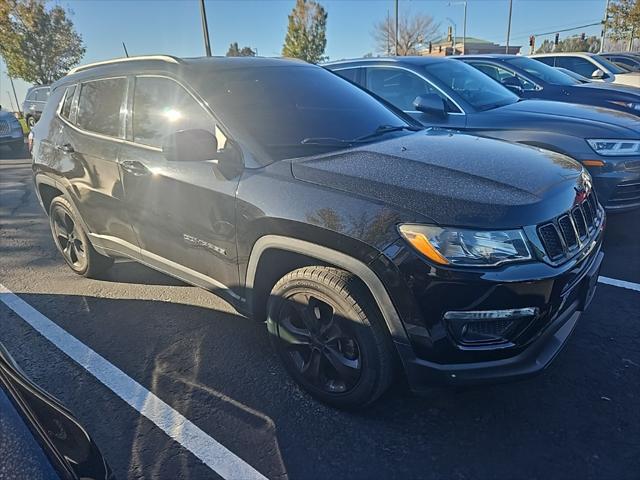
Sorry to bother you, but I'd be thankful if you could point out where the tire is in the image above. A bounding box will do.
[267,266,395,409]
[27,116,36,128]
[48,197,113,278]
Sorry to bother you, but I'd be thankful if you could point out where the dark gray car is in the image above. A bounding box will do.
[326,57,640,212]
[23,85,50,128]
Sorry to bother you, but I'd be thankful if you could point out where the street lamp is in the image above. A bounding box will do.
[448,1,467,55]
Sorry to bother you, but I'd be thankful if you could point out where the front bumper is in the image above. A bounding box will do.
[586,158,640,212]
[399,249,603,390]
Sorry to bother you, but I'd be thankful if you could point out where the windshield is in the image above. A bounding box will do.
[202,65,412,162]
[424,60,519,111]
[506,56,580,86]
[594,54,630,74]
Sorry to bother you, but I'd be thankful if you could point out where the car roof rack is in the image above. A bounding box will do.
[67,55,182,75]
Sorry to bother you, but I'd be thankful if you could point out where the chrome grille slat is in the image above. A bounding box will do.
[536,191,601,264]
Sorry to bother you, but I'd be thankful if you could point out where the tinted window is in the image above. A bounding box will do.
[35,88,49,102]
[201,65,411,161]
[132,77,214,148]
[424,60,519,111]
[334,68,359,83]
[470,62,538,91]
[556,57,600,78]
[76,78,126,137]
[365,67,457,111]
[592,54,628,74]
[534,57,556,67]
[505,56,580,86]
[60,85,76,120]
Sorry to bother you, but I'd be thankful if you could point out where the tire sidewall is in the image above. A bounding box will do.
[49,198,90,275]
[268,275,386,408]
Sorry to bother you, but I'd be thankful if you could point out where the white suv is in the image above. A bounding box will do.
[531,52,640,87]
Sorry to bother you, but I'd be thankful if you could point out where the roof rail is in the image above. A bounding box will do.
[67,55,182,75]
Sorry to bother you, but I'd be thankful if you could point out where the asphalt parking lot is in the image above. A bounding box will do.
[1,145,638,480]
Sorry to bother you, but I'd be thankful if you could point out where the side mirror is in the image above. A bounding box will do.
[413,94,446,117]
[162,129,218,162]
[501,76,524,95]
[591,68,605,79]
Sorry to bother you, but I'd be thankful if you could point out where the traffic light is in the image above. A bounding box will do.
[447,26,453,42]
[554,33,559,45]
[529,35,535,47]
[580,32,586,40]
[428,41,433,53]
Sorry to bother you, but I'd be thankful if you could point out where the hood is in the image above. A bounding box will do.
[291,131,588,229]
[614,72,640,87]
[578,81,640,97]
[493,99,640,135]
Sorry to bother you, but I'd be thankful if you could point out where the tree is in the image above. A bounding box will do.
[0,0,85,85]
[535,35,600,54]
[282,0,328,63]
[372,11,440,56]
[226,42,256,57]
[606,0,640,50]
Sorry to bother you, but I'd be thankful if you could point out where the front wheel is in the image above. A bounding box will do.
[48,197,113,278]
[267,266,395,409]
[27,116,36,128]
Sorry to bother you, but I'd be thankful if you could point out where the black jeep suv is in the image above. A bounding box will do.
[31,56,604,409]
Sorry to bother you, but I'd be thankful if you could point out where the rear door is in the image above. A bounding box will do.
[55,76,139,254]
[118,75,241,293]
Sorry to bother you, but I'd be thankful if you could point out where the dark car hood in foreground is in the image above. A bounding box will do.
[492,100,640,135]
[292,131,587,229]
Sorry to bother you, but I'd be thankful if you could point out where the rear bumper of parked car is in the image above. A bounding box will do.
[378,223,604,392]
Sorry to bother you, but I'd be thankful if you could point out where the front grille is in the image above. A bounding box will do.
[537,190,602,263]
[0,120,10,136]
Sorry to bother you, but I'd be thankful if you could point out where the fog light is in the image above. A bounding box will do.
[444,307,538,347]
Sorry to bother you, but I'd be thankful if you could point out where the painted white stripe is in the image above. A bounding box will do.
[0,283,267,480]
[598,276,640,293]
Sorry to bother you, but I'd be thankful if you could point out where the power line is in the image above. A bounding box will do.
[532,21,602,37]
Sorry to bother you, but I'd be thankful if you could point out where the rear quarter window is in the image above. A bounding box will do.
[60,85,76,121]
[76,77,127,138]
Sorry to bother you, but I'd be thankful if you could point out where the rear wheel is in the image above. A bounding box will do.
[267,266,395,409]
[27,116,36,128]
[48,197,113,278]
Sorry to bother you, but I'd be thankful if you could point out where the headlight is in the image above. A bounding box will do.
[587,139,640,156]
[398,224,532,267]
[609,100,640,111]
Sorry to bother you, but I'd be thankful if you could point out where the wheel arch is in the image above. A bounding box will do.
[245,235,411,346]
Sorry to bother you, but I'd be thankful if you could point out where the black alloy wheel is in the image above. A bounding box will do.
[48,197,113,277]
[268,266,395,409]
[277,291,363,394]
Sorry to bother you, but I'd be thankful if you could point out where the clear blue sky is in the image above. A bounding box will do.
[1,0,606,110]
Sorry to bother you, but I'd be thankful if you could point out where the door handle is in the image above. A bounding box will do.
[56,143,74,154]
[120,160,150,176]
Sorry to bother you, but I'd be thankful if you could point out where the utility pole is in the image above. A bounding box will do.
[462,1,467,55]
[387,10,391,55]
[599,0,610,53]
[395,0,399,56]
[505,0,513,53]
[8,75,21,117]
[629,25,635,52]
[199,0,212,57]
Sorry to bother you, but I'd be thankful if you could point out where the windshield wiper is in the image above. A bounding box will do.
[301,125,422,147]
[354,124,423,142]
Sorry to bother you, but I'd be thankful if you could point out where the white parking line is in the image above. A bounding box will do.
[0,283,268,480]
[598,276,640,293]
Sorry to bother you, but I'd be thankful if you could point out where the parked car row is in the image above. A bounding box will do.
[327,55,640,212]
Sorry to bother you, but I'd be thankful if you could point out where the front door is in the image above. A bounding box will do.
[119,75,241,296]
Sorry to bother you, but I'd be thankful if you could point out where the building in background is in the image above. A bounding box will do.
[420,37,521,57]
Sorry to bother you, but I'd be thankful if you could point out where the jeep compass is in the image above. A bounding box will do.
[31,56,604,409]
